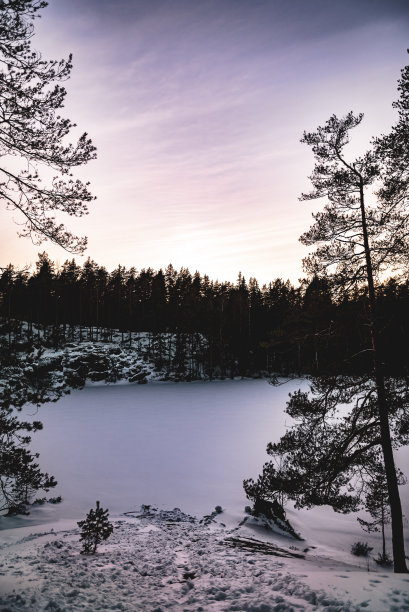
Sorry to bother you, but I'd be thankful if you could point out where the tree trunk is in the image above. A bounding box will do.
[359,179,408,573]
[382,504,386,560]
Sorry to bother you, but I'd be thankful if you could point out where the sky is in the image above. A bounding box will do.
[1,0,408,286]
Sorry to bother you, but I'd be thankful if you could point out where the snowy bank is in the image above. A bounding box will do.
[1,507,409,611]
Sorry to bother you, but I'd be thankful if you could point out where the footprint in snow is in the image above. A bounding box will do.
[183,571,196,580]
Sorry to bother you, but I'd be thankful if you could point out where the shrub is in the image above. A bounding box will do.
[351,541,373,557]
[374,551,393,567]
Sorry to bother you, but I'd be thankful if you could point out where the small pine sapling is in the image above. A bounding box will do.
[77,501,113,554]
[358,462,405,564]
[374,551,394,567]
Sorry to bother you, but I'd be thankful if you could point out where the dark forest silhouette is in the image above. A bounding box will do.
[1,252,409,379]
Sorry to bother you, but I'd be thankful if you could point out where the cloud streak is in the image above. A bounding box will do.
[1,0,408,284]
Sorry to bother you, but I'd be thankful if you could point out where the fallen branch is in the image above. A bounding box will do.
[223,536,305,559]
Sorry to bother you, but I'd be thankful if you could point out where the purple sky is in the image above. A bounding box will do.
[1,0,408,285]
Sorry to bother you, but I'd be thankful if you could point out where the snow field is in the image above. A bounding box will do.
[1,509,409,611]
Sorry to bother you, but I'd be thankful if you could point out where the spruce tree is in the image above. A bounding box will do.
[77,501,114,554]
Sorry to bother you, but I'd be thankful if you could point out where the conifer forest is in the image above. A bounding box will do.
[1,252,409,380]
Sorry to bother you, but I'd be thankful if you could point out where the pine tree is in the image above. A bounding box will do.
[246,57,409,572]
[0,0,96,253]
[77,501,114,554]
[0,403,57,514]
[358,460,405,564]
[0,338,58,514]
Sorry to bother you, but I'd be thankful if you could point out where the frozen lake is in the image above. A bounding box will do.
[21,379,304,520]
[9,378,409,553]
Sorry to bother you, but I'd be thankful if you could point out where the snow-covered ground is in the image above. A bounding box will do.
[1,379,409,611]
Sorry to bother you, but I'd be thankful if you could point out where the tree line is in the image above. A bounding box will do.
[1,252,409,378]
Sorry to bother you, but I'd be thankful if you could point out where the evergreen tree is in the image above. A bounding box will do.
[0,0,96,252]
[77,501,113,554]
[149,270,167,332]
[247,58,409,572]
[80,258,99,334]
[59,259,82,331]
[28,252,56,327]
[0,337,64,514]
[0,403,57,514]
[357,461,394,562]
[107,265,126,333]
[135,268,154,331]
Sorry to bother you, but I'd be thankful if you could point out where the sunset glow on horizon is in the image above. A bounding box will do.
[1,0,408,286]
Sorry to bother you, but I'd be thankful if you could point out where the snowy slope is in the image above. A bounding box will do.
[1,507,409,611]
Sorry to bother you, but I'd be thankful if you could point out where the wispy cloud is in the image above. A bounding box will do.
[2,0,408,284]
